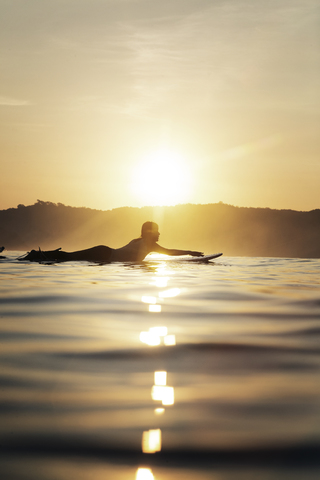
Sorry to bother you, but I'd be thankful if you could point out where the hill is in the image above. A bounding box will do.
[1,200,320,258]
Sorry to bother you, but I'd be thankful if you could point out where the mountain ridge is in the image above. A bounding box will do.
[1,200,319,258]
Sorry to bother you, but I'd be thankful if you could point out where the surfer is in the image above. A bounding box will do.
[20,221,203,263]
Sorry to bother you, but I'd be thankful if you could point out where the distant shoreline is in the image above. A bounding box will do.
[1,200,319,258]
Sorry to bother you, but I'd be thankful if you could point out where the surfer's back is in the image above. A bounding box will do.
[111,237,150,262]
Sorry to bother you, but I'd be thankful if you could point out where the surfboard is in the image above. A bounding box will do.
[148,253,223,263]
[184,253,223,262]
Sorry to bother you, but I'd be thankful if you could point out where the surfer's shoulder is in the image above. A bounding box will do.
[128,237,142,245]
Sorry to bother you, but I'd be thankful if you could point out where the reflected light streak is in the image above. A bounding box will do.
[151,386,174,405]
[140,327,169,346]
[154,371,167,386]
[154,407,165,415]
[150,326,167,336]
[149,304,161,313]
[161,386,174,405]
[151,277,169,287]
[142,429,162,453]
[164,334,176,346]
[151,386,166,401]
[140,331,160,346]
[155,265,171,276]
[136,467,154,480]
[159,288,181,298]
[141,295,157,304]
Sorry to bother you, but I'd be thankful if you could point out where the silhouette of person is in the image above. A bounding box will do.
[21,221,203,263]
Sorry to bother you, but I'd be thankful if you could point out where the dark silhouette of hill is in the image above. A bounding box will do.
[1,200,320,258]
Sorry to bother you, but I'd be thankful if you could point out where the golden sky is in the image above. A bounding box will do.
[0,0,319,211]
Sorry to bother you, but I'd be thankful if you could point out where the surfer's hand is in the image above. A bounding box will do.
[188,251,204,257]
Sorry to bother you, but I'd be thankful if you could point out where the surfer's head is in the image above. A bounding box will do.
[141,221,160,240]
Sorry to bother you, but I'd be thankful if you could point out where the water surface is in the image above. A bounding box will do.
[1,252,320,479]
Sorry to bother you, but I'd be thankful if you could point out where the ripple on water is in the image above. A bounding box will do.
[0,252,320,478]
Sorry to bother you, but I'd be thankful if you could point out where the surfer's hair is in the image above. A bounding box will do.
[141,221,159,238]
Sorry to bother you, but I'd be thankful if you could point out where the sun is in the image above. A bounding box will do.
[131,148,192,206]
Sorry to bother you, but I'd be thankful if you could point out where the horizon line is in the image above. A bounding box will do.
[1,200,319,214]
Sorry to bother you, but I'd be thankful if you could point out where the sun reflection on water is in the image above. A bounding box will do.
[159,287,181,298]
[139,331,161,346]
[151,276,169,288]
[137,261,180,476]
[154,371,167,385]
[154,407,165,415]
[151,385,175,405]
[150,326,167,336]
[148,304,162,313]
[164,334,176,345]
[141,296,157,304]
[142,428,162,454]
[136,467,154,480]
[140,326,169,346]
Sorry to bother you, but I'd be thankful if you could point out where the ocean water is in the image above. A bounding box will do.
[0,252,320,480]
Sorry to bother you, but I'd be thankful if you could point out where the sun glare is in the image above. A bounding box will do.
[131,148,192,206]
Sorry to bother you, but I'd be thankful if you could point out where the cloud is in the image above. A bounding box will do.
[118,0,320,117]
[0,96,31,106]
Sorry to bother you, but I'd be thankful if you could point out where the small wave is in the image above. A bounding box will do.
[57,342,320,361]
[2,436,320,468]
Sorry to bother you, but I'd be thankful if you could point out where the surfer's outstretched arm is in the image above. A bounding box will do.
[153,244,203,257]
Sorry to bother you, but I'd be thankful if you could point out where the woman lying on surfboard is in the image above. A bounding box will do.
[20,221,204,263]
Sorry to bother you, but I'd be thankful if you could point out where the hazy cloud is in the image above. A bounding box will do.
[0,96,31,106]
[119,0,320,116]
